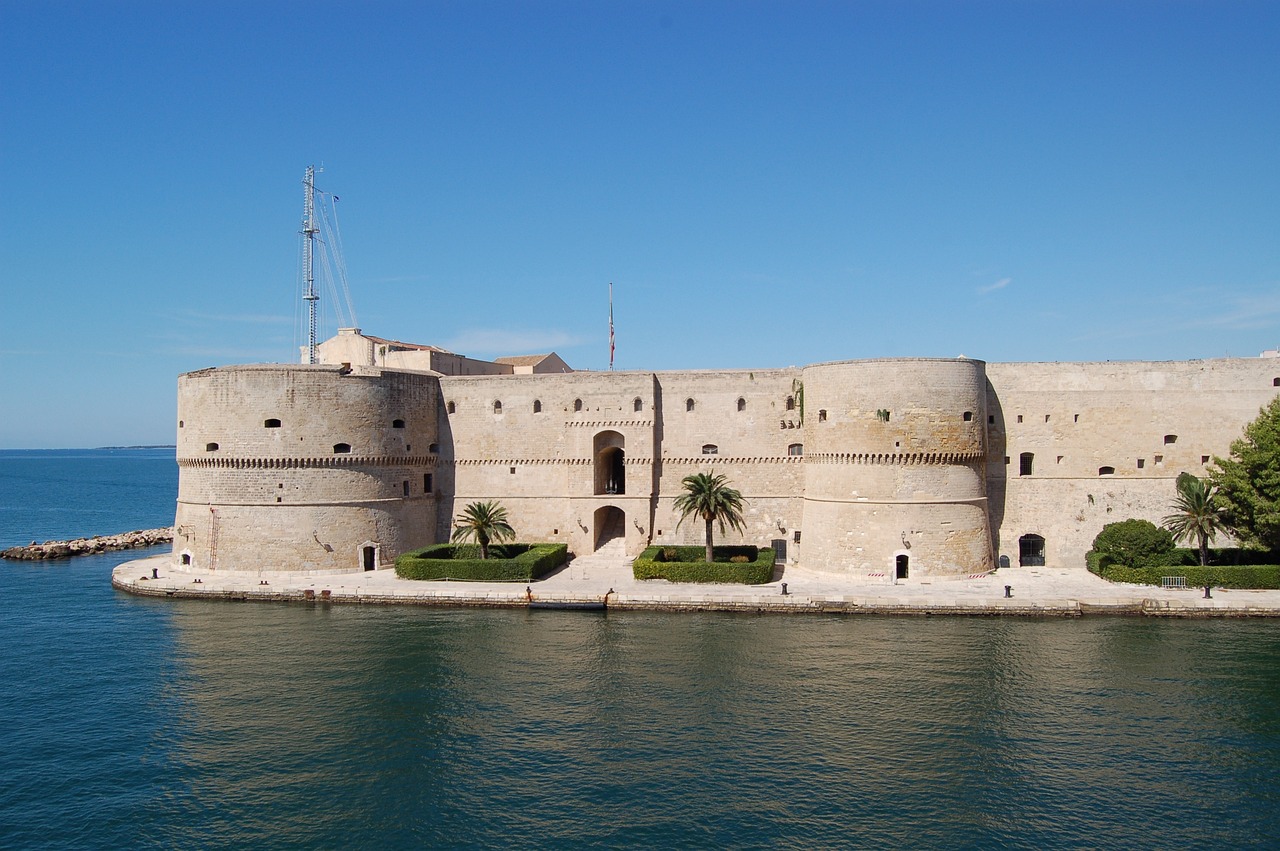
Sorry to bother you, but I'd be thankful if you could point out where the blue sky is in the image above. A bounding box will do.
[2,1,1278,448]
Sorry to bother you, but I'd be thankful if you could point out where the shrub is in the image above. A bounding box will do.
[395,543,567,581]
[1096,563,1280,589]
[1091,519,1175,568]
[633,545,774,584]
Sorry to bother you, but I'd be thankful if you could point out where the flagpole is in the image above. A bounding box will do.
[609,283,615,371]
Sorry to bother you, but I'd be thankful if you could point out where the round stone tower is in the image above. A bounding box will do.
[799,358,992,580]
[173,364,440,573]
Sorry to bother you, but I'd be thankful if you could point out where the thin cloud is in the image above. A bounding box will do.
[168,310,292,325]
[439,329,586,356]
[978,277,1012,295]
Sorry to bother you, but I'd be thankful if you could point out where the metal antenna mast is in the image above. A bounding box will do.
[302,165,320,364]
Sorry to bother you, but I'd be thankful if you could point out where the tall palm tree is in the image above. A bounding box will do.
[1162,472,1224,567]
[673,472,747,563]
[451,500,516,560]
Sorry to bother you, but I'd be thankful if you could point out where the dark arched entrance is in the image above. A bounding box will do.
[594,431,625,495]
[896,554,909,580]
[593,506,625,551]
[1019,534,1046,567]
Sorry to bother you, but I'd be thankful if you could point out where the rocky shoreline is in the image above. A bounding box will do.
[2,528,173,560]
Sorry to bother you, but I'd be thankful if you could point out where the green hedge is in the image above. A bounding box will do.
[395,543,568,581]
[1094,563,1280,589]
[633,545,775,584]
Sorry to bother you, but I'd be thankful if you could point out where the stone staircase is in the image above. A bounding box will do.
[558,535,635,584]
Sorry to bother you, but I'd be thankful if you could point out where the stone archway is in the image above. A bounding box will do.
[593,505,625,551]
[594,430,625,495]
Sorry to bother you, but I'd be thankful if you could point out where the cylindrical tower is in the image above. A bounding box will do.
[173,364,440,573]
[799,358,992,580]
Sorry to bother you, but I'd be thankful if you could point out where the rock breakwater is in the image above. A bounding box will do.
[2,528,173,560]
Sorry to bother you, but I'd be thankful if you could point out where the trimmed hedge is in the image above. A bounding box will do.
[1093,563,1280,589]
[395,542,568,581]
[633,545,775,584]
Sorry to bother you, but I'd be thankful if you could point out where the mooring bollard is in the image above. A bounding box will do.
[781,582,789,596]
[152,567,158,579]
[1004,585,1012,598]
[1204,585,1213,599]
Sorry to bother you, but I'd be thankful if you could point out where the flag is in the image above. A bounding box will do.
[609,283,615,371]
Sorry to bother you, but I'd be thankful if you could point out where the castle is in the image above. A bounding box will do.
[170,327,1280,580]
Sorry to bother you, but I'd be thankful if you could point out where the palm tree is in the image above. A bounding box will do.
[673,472,747,563]
[1162,472,1224,567]
[451,500,515,560]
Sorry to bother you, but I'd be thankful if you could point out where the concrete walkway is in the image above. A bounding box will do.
[112,552,1280,617]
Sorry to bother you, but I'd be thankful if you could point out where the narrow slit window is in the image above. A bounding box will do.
[493,400,502,414]
[737,398,746,412]
[686,398,695,412]
[634,397,643,412]
[424,473,433,493]
[818,409,827,422]
[447,401,456,414]
[533,400,542,413]
[402,480,410,496]
[574,399,583,412]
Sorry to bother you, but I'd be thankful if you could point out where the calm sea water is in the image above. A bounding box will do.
[2,451,1279,848]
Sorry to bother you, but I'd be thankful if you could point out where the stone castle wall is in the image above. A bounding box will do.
[174,365,439,573]
[171,355,1280,577]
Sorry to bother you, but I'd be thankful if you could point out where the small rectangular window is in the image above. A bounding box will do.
[424,474,433,493]
[1201,456,1210,465]
[1044,414,1050,423]
[403,480,410,496]
[1137,459,1145,469]
[1016,415,1023,423]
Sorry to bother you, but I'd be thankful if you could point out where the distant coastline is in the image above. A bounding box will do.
[94,445,176,450]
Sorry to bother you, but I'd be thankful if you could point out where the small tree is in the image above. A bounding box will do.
[1210,396,1280,552]
[1091,519,1175,568]
[451,500,515,560]
[673,472,747,563]
[1162,472,1224,566]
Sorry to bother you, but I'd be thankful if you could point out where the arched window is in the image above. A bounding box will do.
[1098,466,1115,476]
[333,443,351,454]
[686,398,695,412]
[428,443,439,454]
[447,401,456,414]
[493,400,502,414]
[736,398,746,412]
[788,443,804,456]
[702,444,718,455]
[1019,452,1034,476]
[205,442,218,452]
[785,396,795,411]
[633,397,643,412]
[392,419,405,429]
[264,418,281,428]
[818,409,827,422]
[1274,377,1279,387]
[574,398,583,412]
[533,400,542,413]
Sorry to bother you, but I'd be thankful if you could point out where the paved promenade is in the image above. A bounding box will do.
[113,544,1280,617]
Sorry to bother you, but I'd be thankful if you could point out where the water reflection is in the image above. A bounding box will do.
[155,606,1280,848]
